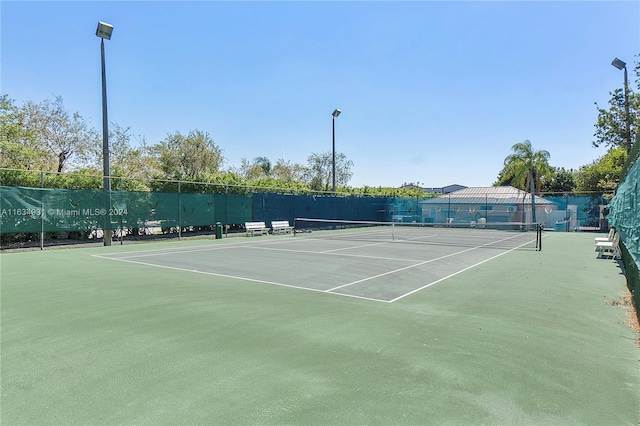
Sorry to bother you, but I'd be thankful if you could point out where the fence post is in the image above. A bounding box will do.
[564,193,569,232]
[119,178,123,245]
[485,193,488,222]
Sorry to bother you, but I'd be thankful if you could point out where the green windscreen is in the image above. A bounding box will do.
[606,146,640,311]
[0,186,252,233]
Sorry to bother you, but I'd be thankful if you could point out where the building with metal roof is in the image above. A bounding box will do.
[419,186,556,225]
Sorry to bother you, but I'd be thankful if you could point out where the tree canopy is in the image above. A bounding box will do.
[306,152,354,191]
[155,130,224,179]
[1,95,99,172]
[0,95,39,169]
[541,167,576,193]
[0,95,368,194]
[593,57,639,153]
[21,96,98,173]
[4,79,637,198]
[574,146,627,194]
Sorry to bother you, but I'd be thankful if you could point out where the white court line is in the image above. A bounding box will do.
[95,237,393,261]
[320,241,390,253]
[93,231,539,304]
[93,253,390,303]
[93,244,239,259]
[326,232,529,293]
[246,245,423,263]
[296,228,393,241]
[388,236,537,303]
[91,235,302,260]
[93,241,238,258]
[392,232,439,242]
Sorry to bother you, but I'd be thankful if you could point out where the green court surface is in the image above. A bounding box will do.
[1,232,638,425]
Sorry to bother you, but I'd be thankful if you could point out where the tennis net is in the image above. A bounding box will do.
[293,218,543,251]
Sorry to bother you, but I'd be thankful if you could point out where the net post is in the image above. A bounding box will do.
[536,223,542,251]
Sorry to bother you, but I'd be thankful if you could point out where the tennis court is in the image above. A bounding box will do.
[1,230,638,425]
[93,221,541,303]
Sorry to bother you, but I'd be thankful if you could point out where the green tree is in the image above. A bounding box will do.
[271,158,307,183]
[235,156,274,180]
[0,95,42,169]
[108,124,159,185]
[541,167,576,193]
[305,151,353,191]
[495,140,552,194]
[232,158,253,179]
[155,130,224,179]
[575,146,626,193]
[593,56,639,153]
[21,96,99,173]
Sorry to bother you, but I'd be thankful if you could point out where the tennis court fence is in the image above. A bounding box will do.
[0,181,611,249]
[607,133,640,315]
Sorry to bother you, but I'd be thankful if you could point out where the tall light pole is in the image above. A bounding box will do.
[611,57,632,153]
[97,21,113,246]
[331,108,341,193]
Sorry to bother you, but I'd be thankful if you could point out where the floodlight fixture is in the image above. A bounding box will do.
[332,108,341,118]
[96,21,113,40]
[611,58,626,70]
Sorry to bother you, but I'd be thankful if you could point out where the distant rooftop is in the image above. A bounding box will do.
[420,186,554,205]
[401,184,467,194]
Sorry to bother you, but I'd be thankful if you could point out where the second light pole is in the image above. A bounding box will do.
[96,21,114,246]
[331,108,341,193]
[611,57,631,152]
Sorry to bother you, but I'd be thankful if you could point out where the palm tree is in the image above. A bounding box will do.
[499,140,551,195]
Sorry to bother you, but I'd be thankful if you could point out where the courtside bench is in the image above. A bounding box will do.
[271,220,293,235]
[245,222,270,236]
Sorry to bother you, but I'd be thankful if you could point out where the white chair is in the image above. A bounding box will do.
[595,228,614,243]
[595,232,620,259]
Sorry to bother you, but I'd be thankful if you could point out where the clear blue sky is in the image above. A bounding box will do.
[2,1,639,188]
